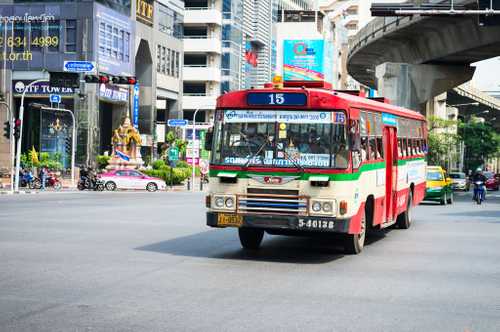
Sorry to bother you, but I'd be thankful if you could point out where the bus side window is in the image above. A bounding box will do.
[361,136,369,161]
[376,137,384,158]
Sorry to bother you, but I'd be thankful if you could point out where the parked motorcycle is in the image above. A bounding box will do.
[473,181,486,205]
[33,172,62,191]
[78,175,105,191]
[19,170,37,189]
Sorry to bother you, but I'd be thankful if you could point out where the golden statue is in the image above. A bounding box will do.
[108,116,144,169]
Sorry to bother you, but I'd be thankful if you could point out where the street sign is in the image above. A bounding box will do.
[168,147,179,161]
[199,159,209,175]
[49,94,61,104]
[167,119,188,127]
[63,61,97,73]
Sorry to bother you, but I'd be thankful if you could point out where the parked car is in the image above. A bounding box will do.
[100,169,166,192]
[424,166,454,205]
[484,171,499,191]
[449,171,469,191]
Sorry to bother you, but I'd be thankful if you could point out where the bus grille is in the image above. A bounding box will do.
[237,188,308,215]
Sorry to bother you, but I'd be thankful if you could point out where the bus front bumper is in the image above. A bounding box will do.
[206,212,350,234]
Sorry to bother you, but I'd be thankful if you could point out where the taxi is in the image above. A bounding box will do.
[424,166,454,205]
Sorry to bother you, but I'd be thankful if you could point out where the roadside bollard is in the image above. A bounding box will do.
[187,178,191,191]
[200,177,203,191]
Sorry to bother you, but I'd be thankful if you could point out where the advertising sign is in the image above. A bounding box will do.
[283,40,325,81]
[133,84,139,129]
[223,110,333,124]
[94,3,135,76]
[99,83,129,102]
[13,80,74,96]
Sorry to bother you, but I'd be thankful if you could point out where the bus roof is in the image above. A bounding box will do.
[216,87,426,121]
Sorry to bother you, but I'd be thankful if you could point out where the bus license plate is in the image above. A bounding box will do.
[298,219,335,230]
[217,213,243,227]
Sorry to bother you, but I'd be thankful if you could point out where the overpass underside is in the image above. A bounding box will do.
[348,15,500,113]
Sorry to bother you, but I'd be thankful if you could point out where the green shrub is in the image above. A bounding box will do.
[143,165,191,185]
[176,160,189,168]
[152,159,166,170]
[96,155,111,169]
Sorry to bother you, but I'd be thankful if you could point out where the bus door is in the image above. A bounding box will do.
[383,126,398,223]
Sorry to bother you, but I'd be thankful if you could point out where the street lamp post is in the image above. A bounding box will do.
[14,79,47,192]
[191,106,212,192]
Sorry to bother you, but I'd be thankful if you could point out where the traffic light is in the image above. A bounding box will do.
[13,118,21,140]
[110,76,137,85]
[84,75,136,85]
[3,120,9,139]
[64,136,72,155]
[49,71,80,89]
[84,75,110,84]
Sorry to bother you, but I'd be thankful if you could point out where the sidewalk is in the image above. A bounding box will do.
[0,178,207,194]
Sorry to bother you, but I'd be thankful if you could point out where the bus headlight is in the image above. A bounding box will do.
[322,202,333,213]
[212,194,236,211]
[312,202,322,212]
[215,197,225,208]
[225,197,234,208]
[310,199,336,216]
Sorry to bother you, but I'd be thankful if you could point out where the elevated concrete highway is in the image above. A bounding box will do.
[347,0,500,111]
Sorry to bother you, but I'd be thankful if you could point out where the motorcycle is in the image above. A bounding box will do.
[473,181,486,204]
[34,172,62,191]
[19,170,37,189]
[78,175,104,191]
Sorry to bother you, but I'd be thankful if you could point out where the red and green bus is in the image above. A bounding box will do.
[205,80,427,254]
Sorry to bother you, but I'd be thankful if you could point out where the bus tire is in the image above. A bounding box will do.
[344,210,366,255]
[397,192,412,229]
[238,228,264,250]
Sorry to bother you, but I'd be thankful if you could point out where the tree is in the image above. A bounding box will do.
[459,118,500,172]
[426,116,459,168]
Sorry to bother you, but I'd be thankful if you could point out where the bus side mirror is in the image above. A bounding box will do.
[204,131,213,151]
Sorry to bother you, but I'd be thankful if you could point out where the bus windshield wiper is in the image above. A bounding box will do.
[243,136,270,168]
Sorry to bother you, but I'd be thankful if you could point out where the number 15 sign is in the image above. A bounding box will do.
[247,93,307,106]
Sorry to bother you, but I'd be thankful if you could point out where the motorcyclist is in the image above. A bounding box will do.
[472,167,487,201]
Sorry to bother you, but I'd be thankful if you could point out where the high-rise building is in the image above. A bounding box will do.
[182,0,314,124]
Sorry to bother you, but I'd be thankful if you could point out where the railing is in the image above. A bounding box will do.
[183,93,209,96]
[183,35,209,39]
[184,7,213,10]
[348,16,417,58]
[184,64,208,68]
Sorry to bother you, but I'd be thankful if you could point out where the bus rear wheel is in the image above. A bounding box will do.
[238,228,264,250]
[344,210,366,255]
[397,192,413,229]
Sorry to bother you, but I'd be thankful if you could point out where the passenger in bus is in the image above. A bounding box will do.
[360,137,368,161]
[398,141,402,157]
[334,144,348,168]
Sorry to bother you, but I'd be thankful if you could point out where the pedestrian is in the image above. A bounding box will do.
[39,166,47,191]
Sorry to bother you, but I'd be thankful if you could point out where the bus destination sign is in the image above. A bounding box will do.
[247,93,307,106]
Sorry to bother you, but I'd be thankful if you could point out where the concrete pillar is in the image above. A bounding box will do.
[375,62,475,112]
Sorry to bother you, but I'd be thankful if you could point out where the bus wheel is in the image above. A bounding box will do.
[397,192,413,229]
[344,210,366,255]
[238,228,264,250]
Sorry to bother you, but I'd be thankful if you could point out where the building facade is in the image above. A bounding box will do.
[182,0,282,124]
[0,0,183,171]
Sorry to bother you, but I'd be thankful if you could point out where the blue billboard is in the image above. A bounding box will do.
[283,40,325,81]
[94,2,134,76]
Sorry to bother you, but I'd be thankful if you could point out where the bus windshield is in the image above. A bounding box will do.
[212,110,349,169]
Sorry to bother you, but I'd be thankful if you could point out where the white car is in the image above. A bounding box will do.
[100,169,166,192]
